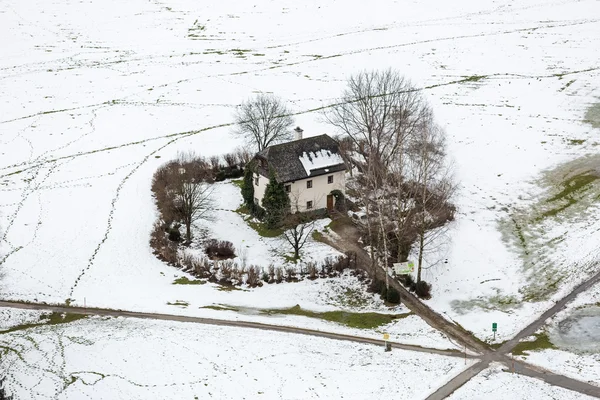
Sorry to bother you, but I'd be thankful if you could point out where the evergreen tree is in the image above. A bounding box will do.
[241,162,255,208]
[261,170,290,228]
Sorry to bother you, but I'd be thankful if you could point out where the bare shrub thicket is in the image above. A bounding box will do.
[204,239,236,259]
[246,265,260,287]
[151,152,215,243]
[275,267,283,283]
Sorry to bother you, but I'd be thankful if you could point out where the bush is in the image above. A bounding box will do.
[205,239,236,259]
[246,265,259,287]
[379,285,388,300]
[415,280,432,299]
[401,274,414,288]
[330,189,346,211]
[215,166,243,182]
[386,287,401,304]
[368,278,384,294]
[307,262,318,280]
[168,226,182,242]
[285,267,297,282]
[275,267,283,283]
[252,204,266,220]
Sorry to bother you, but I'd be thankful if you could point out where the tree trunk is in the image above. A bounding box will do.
[186,223,191,242]
[417,228,425,282]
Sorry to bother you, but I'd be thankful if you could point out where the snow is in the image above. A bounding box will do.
[0,308,47,331]
[194,181,342,269]
[298,149,344,176]
[448,363,597,400]
[0,0,600,395]
[0,315,471,399]
[511,282,600,386]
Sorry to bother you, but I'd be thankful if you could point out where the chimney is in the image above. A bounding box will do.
[294,126,303,141]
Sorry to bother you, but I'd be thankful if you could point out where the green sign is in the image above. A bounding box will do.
[492,322,497,332]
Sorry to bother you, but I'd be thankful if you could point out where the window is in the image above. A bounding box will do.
[254,176,259,186]
[306,180,313,189]
[306,201,313,209]
[285,184,291,193]
[327,175,333,184]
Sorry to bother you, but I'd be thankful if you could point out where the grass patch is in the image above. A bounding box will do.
[201,305,240,312]
[262,305,411,329]
[512,332,556,356]
[1,312,87,335]
[451,289,522,315]
[247,220,283,238]
[584,103,600,129]
[44,312,87,325]
[216,284,245,292]
[167,300,189,307]
[567,138,586,145]
[327,216,352,233]
[231,179,244,188]
[462,75,486,82]
[540,171,599,218]
[173,276,206,285]
[283,254,299,263]
[312,230,325,242]
[235,204,251,215]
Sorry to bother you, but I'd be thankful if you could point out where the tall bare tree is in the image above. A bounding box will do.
[325,69,429,169]
[407,119,456,282]
[173,177,214,242]
[234,93,294,151]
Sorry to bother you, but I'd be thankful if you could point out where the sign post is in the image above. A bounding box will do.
[492,322,497,341]
[383,333,391,352]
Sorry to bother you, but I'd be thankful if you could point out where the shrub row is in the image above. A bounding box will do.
[174,252,359,288]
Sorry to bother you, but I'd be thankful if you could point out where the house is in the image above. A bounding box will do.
[252,127,347,212]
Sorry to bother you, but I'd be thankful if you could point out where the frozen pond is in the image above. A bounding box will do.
[550,306,600,353]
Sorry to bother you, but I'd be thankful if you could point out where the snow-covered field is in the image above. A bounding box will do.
[512,281,600,386]
[0,312,471,399]
[448,363,597,400]
[1,0,600,397]
[1,0,599,338]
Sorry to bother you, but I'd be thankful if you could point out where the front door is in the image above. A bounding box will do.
[326,194,334,211]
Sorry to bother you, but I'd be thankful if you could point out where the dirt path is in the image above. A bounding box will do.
[324,219,490,354]
[325,217,600,399]
[498,268,600,354]
[0,300,467,359]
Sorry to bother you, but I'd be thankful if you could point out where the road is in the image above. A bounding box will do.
[425,268,600,399]
[0,299,466,359]
[324,219,600,399]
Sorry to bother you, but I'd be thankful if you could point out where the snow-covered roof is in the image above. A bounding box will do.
[298,149,345,176]
[255,134,347,183]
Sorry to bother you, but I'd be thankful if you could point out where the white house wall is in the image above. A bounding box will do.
[254,171,346,212]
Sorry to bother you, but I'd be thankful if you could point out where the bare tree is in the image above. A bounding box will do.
[325,69,430,169]
[282,213,317,260]
[234,93,294,151]
[173,177,214,242]
[406,119,456,282]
